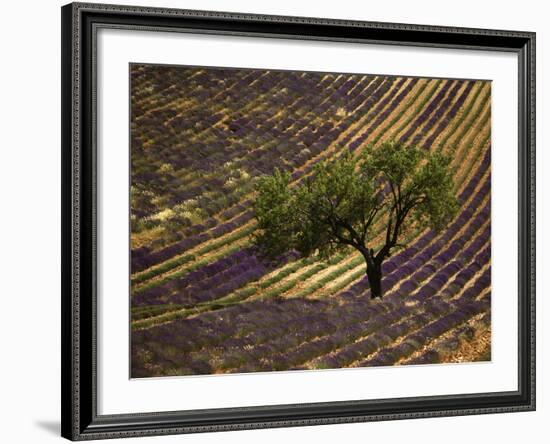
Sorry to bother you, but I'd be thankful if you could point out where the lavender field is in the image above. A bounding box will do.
[130,64,491,378]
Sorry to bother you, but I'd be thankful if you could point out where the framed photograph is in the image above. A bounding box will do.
[61,2,535,440]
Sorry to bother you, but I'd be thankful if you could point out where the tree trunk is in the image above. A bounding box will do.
[366,262,383,299]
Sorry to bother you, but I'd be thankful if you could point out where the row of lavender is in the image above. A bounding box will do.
[130,70,402,264]
[130,75,397,265]
[131,69,476,276]
[131,145,491,375]
[132,145,490,310]
[130,99,488,330]
[131,214,490,374]
[132,73,467,257]
[132,229,490,375]
[130,67,491,375]
[131,67,381,221]
[131,121,488,334]
[129,80,488,306]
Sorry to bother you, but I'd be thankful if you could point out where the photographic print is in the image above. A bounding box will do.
[129,63,491,378]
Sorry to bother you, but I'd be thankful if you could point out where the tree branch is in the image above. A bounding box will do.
[334,215,362,248]
[362,203,382,243]
[397,183,403,214]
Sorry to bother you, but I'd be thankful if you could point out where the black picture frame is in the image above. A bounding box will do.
[61,2,536,440]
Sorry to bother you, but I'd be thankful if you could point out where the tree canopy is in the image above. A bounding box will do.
[253,141,459,298]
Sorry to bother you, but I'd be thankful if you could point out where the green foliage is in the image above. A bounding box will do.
[365,141,458,233]
[254,141,458,265]
[254,152,377,259]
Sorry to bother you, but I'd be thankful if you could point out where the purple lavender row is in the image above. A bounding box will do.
[275,77,401,184]
[310,311,434,369]
[356,210,490,309]
[268,77,392,179]
[387,262,491,331]
[411,242,490,304]
[290,77,402,168]
[338,152,490,300]
[257,79,393,180]
[136,144,490,310]
[133,247,259,304]
[211,302,392,372]
[168,76,383,194]
[132,68,267,156]
[132,77,478,276]
[250,232,490,368]
[134,68,289,136]
[132,231,491,376]
[131,70,321,214]
[345,77,418,152]
[404,312,491,365]
[133,295,388,375]
[131,76,386,262]
[154,75,383,206]
[300,238,490,369]
[181,74,364,177]
[133,247,299,306]
[133,149,489,307]
[131,65,205,112]
[130,76,396,271]
[399,80,455,143]
[258,239,490,372]
[318,259,490,370]
[133,198,492,374]
[136,71,348,177]
[131,205,258,270]
[351,77,422,148]
[386,226,490,301]
[422,81,476,149]
[132,237,491,376]
[139,79,475,264]
[358,269,491,367]
[132,297,337,358]
[234,306,412,373]
[281,78,394,173]
[409,81,464,147]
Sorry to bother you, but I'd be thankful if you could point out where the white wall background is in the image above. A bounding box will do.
[0,0,545,442]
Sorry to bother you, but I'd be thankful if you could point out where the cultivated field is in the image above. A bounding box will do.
[130,64,491,377]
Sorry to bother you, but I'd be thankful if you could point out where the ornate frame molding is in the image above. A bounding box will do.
[61,2,535,440]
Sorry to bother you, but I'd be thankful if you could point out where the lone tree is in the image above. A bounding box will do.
[253,141,459,299]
